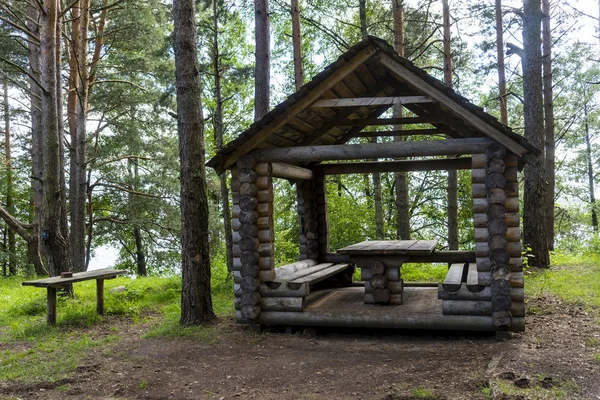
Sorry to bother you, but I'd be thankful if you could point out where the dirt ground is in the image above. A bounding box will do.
[1,295,599,400]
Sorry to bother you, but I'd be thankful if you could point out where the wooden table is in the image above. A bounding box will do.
[22,269,125,325]
[337,240,437,305]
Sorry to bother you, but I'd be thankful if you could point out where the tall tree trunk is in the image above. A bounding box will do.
[443,0,458,250]
[290,0,303,90]
[584,105,598,232]
[542,0,554,249]
[212,0,233,276]
[41,0,72,276]
[174,0,215,324]
[393,0,410,240]
[67,0,90,272]
[495,0,508,125]
[254,0,270,120]
[28,1,46,275]
[3,80,16,275]
[358,1,384,239]
[522,0,549,267]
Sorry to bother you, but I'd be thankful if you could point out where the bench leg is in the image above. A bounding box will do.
[47,287,56,325]
[96,279,104,316]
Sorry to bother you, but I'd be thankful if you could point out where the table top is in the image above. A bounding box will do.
[336,240,438,256]
[22,269,125,288]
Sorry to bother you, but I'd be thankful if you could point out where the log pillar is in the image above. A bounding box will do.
[297,173,319,261]
[314,169,329,256]
[359,259,404,305]
[231,155,275,323]
[471,144,524,333]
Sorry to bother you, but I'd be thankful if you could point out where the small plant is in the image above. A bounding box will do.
[138,380,147,389]
[479,386,492,399]
[586,336,599,347]
[594,354,600,364]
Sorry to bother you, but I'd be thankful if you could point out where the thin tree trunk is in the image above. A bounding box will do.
[392,0,410,240]
[0,207,45,275]
[41,0,72,276]
[212,0,233,276]
[3,80,16,275]
[359,0,367,39]
[28,1,46,274]
[495,0,508,125]
[443,0,458,250]
[358,1,383,238]
[290,0,303,90]
[541,0,554,250]
[133,227,147,276]
[522,0,549,267]
[67,0,90,272]
[174,0,215,324]
[254,0,270,120]
[584,105,598,232]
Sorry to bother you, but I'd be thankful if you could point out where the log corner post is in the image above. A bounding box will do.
[297,165,325,261]
[231,155,275,323]
[472,144,525,334]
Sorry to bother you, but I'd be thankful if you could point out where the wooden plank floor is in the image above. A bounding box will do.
[306,287,442,315]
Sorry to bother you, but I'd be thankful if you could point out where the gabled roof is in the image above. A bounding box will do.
[207,36,538,174]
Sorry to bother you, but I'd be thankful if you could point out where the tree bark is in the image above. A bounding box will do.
[0,207,45,275]
[174,0,215,324]
[495,0,508,125]
[254,0,270,120]
[211,0,233,276]
[443,0,458,250]
[392,0,410,240]
[41,0,73,276]
[522,0,549,267]
[584,105,598,232]
[290,0,303,90]
[542,0,555,249]
[133,227,147,276]
[69,0,91,272]
[28,1,46,274]
[3,79,16,275]
[359,0,367,39]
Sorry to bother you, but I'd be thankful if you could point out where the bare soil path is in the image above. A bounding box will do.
[1,295,599,400]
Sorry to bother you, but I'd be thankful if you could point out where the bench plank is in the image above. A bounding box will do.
[22,269,125,288]
[290,264,350,285]
[275,263,334,282]
[466,264,485,293]
[442,264,464,292]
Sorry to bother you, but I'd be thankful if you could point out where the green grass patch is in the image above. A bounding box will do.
[492,377,578,399]
[527,259,600,309]
[402,263,447,282]
[410,387,438,399]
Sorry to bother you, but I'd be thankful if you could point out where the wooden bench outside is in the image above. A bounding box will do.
[22,269,125,325]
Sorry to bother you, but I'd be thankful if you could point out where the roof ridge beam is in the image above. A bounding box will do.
[250,138,494,163]
[311,96,433,108]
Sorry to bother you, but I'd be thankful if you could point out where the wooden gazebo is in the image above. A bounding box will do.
[207,36,537,338]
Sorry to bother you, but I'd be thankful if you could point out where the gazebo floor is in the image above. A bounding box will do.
[257,287,498,332]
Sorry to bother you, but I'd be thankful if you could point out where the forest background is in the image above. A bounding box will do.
[0,0,599,284]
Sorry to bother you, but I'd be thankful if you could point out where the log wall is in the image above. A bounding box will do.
[467,145,525,332]
[231,155,275,323]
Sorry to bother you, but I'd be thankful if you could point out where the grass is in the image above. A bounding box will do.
[527,253,600,309]
[0,274,235,383]
[492,377,579,399]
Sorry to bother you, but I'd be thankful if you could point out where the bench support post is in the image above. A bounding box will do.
[96,279,104,315]
[47,287,57,325]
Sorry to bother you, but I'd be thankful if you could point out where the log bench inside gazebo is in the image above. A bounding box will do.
[209,36,536,337]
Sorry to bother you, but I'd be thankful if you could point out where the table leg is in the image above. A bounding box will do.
[47,287,57,325]
[96,279,104,315]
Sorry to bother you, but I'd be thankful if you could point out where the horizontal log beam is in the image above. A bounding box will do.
[310,96,433,108]
[338,116,437,126]
[271,162,313,180]
[355,128,442,138]
[251,138,494,163]
[317,158,472,175]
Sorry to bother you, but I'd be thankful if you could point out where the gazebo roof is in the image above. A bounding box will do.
[207,36,538,174]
